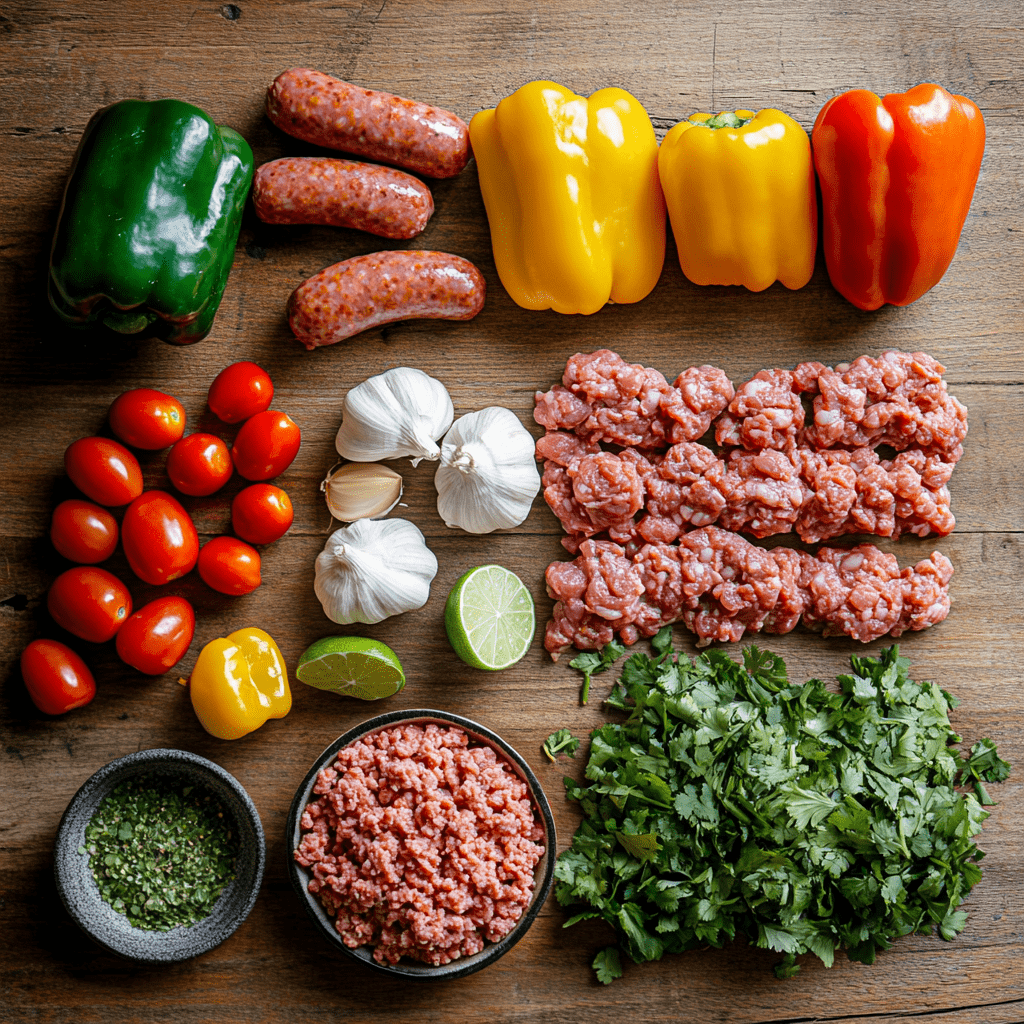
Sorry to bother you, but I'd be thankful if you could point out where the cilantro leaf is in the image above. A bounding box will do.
[570,639,626,705]
[543,729,580,762]
[592,946,623,984]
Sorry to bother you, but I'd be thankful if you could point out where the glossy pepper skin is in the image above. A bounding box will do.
[469,81,665,315]
[658,109,817,292]
[49,99,254,344]
[812,84,985,310]
[189,627,291,740]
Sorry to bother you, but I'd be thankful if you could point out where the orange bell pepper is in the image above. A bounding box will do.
[812,83,985,310]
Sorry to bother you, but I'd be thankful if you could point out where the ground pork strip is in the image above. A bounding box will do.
[543,527,953,657]
[294,723,544,967]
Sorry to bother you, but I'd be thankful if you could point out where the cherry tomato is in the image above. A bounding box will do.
[48,566,132,643]
[197,536,262,595]
[116,596,196,675]
[108,388,186,449]
[65,436,144,506]
[166,433,233,497]
[230,410,301,481]
[50,499,118,564]
[231,484,294,545]
[21,639,96,715]
[121,491,199,585]
[208,361,274,424]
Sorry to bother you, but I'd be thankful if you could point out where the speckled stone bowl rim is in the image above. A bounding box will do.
[54,747,265,964]
[286,708,557,980]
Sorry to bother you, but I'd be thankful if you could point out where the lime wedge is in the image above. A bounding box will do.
[444,565,535,671]
[295,636,405,700]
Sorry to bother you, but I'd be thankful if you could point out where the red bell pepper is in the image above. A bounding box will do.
[812,83,985,310]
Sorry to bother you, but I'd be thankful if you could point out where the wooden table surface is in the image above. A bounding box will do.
[1,2,1021,1021]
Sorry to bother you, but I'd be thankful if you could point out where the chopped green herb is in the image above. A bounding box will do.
[569,638,626,705]
[543,729,581,762]
[84,775,238,931]
[558,641,1010,981]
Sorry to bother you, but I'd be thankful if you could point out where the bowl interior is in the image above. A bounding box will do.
[286,709,556,980]
[54,748,265,964]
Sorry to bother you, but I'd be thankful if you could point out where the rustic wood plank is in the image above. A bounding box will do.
[0,1,1021,1021]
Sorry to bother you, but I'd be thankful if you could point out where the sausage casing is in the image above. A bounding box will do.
[288,251,486,350]
[253,157,434,240]
[266,68,470,179]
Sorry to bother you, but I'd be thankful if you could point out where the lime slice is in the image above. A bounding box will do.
[444,565,535,671]
[295,636,405,700]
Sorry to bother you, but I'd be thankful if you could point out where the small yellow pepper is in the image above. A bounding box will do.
[658,108,817,292]
[189,627,291,740]
[469,80,666,315]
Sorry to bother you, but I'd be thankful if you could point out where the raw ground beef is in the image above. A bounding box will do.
[536,349,960,658]
[294,723,545,967]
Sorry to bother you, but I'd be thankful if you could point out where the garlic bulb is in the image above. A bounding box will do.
[314,518,438,625]
[322,463,403,521]
[335,367,454,466]
[434,407,541,534]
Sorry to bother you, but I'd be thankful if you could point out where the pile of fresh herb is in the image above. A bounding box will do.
[80,775,239,931]
[555,632,1011,982]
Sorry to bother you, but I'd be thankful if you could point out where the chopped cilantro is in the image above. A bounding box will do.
[570,639,626,705]
[559,641,1010,981]
[543,729,580,762]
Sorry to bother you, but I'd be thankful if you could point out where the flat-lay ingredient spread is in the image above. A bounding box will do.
[659,108,817,291]
[80,775,238,930]
[555,638,1010,982]
[48,98,253,343]
[294,723,545,965]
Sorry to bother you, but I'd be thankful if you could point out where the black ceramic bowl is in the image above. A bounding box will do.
[286,709,556,980]
[54,748,265,964]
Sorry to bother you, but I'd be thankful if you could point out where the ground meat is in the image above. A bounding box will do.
[533,384,592,433]
[660,365,735,443]
[893,552,954,635]
[640,442,730,543]
[294,724,544,967]
[805,545,905,642]
[715,369,805,450]
[719,449,807,538]
[886,450,956,538]
[570,452,646,528]
[763,547,818,634]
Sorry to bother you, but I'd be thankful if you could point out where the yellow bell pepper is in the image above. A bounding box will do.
[469,80,666,315]
[189,627,291,740]
[658,109,817,292]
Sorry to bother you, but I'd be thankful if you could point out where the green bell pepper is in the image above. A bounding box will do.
[49,99,254,345]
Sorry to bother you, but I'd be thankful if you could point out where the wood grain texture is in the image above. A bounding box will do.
[1,2,1022,1022]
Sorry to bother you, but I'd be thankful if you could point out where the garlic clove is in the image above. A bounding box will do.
[322,462,403,521]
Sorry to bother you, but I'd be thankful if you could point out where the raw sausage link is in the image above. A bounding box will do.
[266,68,470,179]
[288,251,486,350]
[253,157,434,239]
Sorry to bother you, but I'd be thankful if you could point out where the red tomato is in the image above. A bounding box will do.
[108,388,186,449]
[21,639,96,715]
[48,566,132,643]
[65,436,144,506]
[121,491,199,585]
[166,433,233,497]
[197,536,262,595]
[208,361,274,424]
[230,411,300,481]
[115,596,196,675]
[50,499,118,564]
[231,484,294,545]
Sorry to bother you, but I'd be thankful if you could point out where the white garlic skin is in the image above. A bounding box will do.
[314,518,438,625]
[434,407,541,534]
[335,367,454,466]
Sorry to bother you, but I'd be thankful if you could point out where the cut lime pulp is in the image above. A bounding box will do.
[295,636,405,700]
[444,565,535,671]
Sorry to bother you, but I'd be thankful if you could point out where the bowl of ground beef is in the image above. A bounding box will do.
[287,709,556,979]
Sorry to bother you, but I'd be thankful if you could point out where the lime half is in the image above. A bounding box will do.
[445,565,535,671]
[296,637,405,700]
